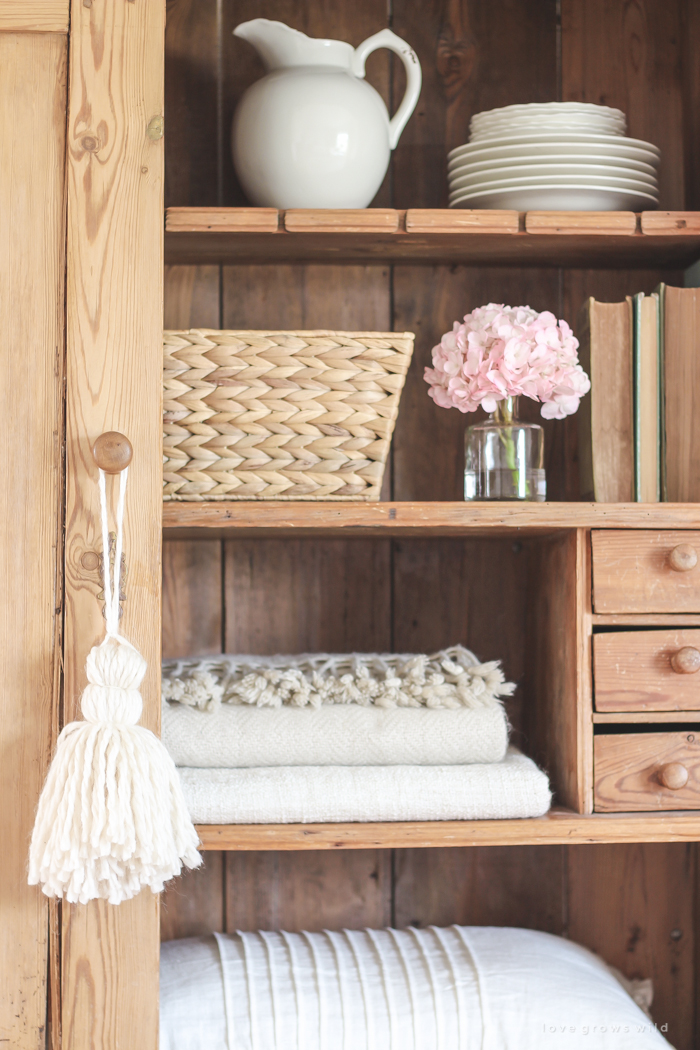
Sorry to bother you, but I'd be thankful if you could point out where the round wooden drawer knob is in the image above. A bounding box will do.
[671,646,700,674]
[659,762,689,790]
[92,432,133,474]
[668,543,698,572]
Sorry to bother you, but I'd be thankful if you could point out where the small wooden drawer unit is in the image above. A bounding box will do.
[595,730,700,811]
[594,629,700,712]
[591,530,700,613]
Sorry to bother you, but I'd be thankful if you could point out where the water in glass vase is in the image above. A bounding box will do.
[464,397,546,501]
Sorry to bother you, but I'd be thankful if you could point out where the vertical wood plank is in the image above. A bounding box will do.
[561,0,685,211]
[164,0,219,208]
[161,853,225,942]
[567,844,695,1050]
[162,541,222,658]
[526,530,590,813]
[0,31,66,1050]
[394,845,565,932]
[225,851,392,933]
[224,539,391,655]
[391,538,528,737]
[61,2,165,1047]
[391,0,557,208]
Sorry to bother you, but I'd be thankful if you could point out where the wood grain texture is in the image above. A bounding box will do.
[405,209,519,233]
[526,211,637,235]
[225,851,391,932]
[664,287,700,502]
[595,731,700,812]
[561,0,685,211]
[161,853,225,942]
[164,217,700,268]
[196,809,700,850]
[592,530,700,614]
[164,501,700,536]
[164,0,218,208]
[594,629,700,712]
[223,539,391,654]
[595,711,700,724]
[527,530,592,812]
[567,843,695,1050]
[0,0,68,32]
[394,846,565,931]
[392,538,527,736]
[390,0,557,208]
[642,212,700,234]
[61,1,165,1047]
[0,31,66,1050]
[162,541,222,658]
[284,209,399,233]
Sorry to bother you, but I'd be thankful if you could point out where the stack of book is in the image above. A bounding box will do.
[578,285,700,502]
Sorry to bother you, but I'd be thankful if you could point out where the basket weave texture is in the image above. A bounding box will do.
[164,329,415,500]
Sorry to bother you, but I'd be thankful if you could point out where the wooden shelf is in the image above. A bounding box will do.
[163,500,700,538]
[195,808,700,850]
[164,207,700,268]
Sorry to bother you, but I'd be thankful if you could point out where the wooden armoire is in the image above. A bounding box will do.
[4,1,700,1048]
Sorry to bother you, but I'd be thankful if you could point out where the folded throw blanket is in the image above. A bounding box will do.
[162,645,515,711]
[162,702,508,768]
[178,749,551,824]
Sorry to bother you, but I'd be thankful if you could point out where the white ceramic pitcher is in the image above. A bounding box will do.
[232,19,422,209]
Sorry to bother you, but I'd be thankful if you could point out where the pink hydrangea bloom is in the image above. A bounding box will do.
[424,303,591,420]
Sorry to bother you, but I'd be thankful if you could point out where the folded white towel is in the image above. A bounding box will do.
[162,702,508,768]
[178,749,551,824]
[160,927,671,1050]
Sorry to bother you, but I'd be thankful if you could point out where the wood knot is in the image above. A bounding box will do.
[81,136,99,153]
[436,32,477,100]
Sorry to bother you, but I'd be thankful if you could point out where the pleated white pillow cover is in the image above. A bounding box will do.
[159,926,672,1050]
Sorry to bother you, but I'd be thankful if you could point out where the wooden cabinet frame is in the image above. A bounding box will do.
[3,1,700,1048]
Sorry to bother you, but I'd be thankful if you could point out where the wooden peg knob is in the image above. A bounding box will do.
[659,762,689,790]
[671,646,700,674]
[668,543,697,572]
[92,432,133,473]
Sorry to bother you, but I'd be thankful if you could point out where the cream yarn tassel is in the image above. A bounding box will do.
[28,467,201,905]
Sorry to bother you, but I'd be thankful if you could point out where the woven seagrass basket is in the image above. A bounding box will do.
[163,329,415,500]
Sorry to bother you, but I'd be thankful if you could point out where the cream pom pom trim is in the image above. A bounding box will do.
[162,645,515,712]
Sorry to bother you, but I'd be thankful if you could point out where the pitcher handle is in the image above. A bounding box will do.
[352,29,422,151]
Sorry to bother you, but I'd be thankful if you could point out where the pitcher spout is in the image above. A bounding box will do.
[233,18,354,71]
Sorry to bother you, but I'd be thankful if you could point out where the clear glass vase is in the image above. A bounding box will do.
[464,397,546,501]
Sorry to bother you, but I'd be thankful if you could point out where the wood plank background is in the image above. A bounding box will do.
[162,2,699,1047]
[0,30,67,1050]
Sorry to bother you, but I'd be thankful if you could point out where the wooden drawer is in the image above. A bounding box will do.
[595,730,700,811]
[594,629,700,711]
[592,530,700,613]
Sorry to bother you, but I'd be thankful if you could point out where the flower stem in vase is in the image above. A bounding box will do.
[464,396,546,501]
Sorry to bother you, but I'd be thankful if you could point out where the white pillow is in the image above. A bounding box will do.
[160,926,673,1050]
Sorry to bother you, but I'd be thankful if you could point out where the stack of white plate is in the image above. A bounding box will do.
[448,103,660,211]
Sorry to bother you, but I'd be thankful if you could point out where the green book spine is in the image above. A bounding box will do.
[657,283,666,501]
[633,292,643,502]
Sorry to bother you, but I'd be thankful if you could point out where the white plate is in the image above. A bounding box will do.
[448,153,658,178]
[449,184,659,211]
[470,102,625,122]
[448,144,659,173]
[470,125,625,142]
[449,164,658,193]
[448,132,660,162]
[449,176,658,205]
[470,118,626,136]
